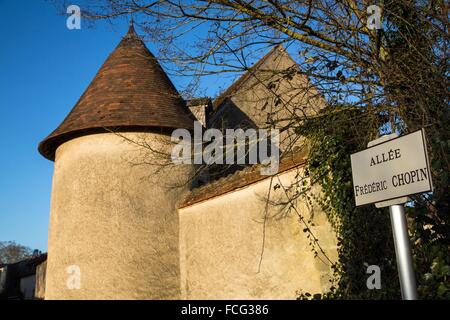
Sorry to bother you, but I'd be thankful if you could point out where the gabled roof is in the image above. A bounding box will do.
[212,44,286,110]
[39,24,194,161]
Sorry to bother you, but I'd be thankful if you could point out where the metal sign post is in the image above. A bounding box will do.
[350,129,433,300]
[389,204,418,300]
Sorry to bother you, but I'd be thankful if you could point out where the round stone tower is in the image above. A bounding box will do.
[38,24,194,299]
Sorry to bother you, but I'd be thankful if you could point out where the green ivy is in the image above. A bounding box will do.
[296,104,449,299]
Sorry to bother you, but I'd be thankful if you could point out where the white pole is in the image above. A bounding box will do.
[389,204,418,300]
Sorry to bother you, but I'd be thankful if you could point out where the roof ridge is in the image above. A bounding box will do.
[212,44,285,110]
[179,150,307,208]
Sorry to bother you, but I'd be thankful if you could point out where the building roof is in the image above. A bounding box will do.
[39,23,194,161]
[186,97,212,107]
[179,150,307,208]
[212,44,285,110]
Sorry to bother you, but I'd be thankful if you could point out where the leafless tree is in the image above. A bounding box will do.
[0,241,35,265]
[51,0,449,298]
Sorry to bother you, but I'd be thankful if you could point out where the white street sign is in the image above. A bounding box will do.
[350,129,433,207]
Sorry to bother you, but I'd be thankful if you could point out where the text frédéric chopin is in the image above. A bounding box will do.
[355,167,429,197]
[354,147,430,198]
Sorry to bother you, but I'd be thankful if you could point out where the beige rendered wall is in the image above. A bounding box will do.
[45,132,192,299]
[179,168,338,299]
[35,260,46,299]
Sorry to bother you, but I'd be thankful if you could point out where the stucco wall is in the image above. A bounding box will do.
[45,132,192,299]
[35,260,46,299]
[179,167,338,299]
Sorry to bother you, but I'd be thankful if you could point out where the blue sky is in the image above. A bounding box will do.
[0,1,231,251]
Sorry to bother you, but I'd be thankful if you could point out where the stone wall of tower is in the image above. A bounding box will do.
[45,132,192,299]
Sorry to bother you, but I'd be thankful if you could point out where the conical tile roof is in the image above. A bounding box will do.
[39,24,194,160]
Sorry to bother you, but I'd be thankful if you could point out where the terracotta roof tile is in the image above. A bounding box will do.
[179,150,307,208]
[39,24,194,160]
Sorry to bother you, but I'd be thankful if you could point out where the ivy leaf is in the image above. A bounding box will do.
[437,283,448,297]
